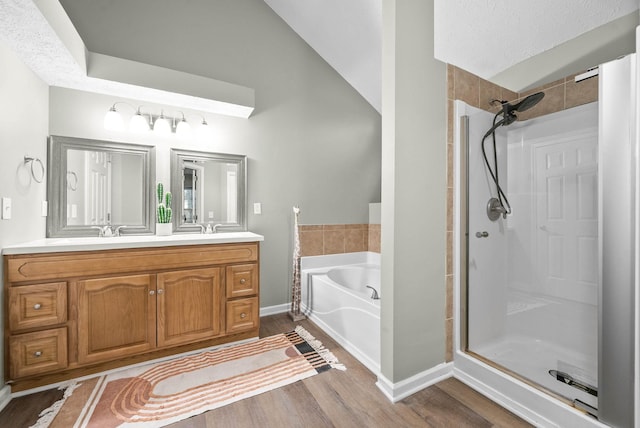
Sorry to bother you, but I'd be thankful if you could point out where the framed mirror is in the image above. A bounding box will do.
[47,135,155,237]
[170,149,247,233]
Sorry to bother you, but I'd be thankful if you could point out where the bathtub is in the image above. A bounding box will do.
[300,252,381,374]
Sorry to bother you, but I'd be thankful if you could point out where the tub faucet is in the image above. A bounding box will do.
[366,285,380,300]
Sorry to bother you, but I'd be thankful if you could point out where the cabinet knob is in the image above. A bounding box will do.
[240,312,247,319]
[149,290,155,295]
[33,303,42,310]
[157,289,164,295]
[240,279,246,284]
[34,351,42,358]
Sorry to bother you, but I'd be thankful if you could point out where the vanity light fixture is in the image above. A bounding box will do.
[129,106,151,133]
[103,103,125,131]
[175,112,192,139]
[103,103,213,141]
[153,110,172,135]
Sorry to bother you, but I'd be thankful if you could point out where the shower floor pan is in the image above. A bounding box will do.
[473,334,597,410]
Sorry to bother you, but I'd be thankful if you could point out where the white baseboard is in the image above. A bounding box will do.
[0,385,11,412]
[376,362,454,403]
[260,303,289,317]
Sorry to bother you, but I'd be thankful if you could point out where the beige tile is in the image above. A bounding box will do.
[542,78,565,90]
[446,275,453,319]
[479,78,503,113]
[368,224,381,253]
[323,230,345,254]
[447,100,454,147]
[299,225,323,231]
[566,75,598,108]
[502,88,518,104]
[447,64,455,99]
[323,224,346,231]
[299,230,323,257]
[446,187,453,232]
[454,66,480,107]
[446,231,453,275]
[445,318,453,362]
[345,228,366,253]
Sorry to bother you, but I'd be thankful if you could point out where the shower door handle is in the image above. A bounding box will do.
[475,231,489,238]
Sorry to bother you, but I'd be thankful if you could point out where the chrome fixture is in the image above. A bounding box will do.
[482,92,545,221]
[366,285,380,300]
[23,156,45,183]
[91,225,114,237]
[212,223,224,233]
[114,225,127,236]
[475,231,489,238]
[104,102,212,141]
[195,223,206,234]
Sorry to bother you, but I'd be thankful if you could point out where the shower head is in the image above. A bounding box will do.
[500,91,545,126]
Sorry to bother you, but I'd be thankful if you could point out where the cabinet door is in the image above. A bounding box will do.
[226,297,259,334]
[9,282,67,331]
[157,267,222,348]
[77,274,156,365]
[9,328,67,379]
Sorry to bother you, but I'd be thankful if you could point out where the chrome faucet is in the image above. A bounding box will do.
[212,224,223,233]
[91,225,114,237]
[366,285,380,300]
[114,225,127,236]
[195,224,206,234]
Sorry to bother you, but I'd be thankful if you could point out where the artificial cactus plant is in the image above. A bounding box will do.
[156,182,172,223]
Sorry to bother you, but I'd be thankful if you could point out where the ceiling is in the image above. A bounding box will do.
[1,0,639,115]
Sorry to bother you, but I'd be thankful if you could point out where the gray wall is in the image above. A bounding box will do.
[0,40,50,386]
[48,0,381,308]
[381,0,446,382]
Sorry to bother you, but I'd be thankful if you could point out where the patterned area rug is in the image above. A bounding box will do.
[33,326,343,428]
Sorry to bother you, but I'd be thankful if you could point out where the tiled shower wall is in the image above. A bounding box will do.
[445,65,599,361]
[299,224,381,257]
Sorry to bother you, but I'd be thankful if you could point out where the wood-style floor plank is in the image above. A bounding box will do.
[1,313,532,428]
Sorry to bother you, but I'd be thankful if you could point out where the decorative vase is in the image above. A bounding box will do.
[156,223,172,236]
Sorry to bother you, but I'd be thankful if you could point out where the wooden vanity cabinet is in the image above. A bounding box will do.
[4,242,259,391]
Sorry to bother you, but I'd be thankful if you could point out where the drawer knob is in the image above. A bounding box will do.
[240,279,246,284]
[149,290,155,295]
[34,351,42,358]
[157,289,164,295]
[240,312,247,319]
[33,303,42,310]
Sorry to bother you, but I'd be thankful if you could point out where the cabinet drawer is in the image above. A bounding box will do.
[226,264,258,298]
[9,282,67,331]
[226,297,259,334]
[9,328,68,379]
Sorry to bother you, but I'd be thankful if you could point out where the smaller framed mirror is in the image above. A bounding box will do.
[47,135,155,237]
[170,149,247,233]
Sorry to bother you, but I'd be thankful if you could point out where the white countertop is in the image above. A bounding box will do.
[2,232,264,255]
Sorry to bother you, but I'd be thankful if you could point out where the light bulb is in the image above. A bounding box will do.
[154,113,171,135]
[175,118,191,138]
[104,106,124,131]
[129,111,150,133]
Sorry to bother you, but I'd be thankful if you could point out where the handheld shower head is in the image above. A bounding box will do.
[500,91,545,126]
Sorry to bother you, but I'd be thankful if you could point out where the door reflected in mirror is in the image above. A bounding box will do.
[47,136,155,237]
[171,149,246,233]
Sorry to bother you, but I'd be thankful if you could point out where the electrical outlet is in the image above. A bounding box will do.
[253,202,262,215]
[1,197,11,220]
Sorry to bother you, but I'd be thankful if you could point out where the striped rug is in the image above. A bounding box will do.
[34,326,344,428]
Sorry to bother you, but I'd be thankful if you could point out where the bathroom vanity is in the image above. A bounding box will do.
[3,233,263,391]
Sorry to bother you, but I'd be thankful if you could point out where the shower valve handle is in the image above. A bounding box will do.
[475,231,489,238]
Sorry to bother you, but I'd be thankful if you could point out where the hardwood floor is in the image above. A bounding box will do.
[0,314,532,427]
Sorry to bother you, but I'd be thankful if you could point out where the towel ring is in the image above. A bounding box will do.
[24,156,45,183]
[67,171,78,191]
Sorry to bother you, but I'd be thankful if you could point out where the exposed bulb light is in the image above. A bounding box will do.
[153,111,171,135]
[129,106,150,133]
[103,104,124,131]
[196,117,213,143]
[175,112,192,138]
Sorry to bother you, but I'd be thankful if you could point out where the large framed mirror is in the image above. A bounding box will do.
[170,149,247,233]
[47,135,155,237]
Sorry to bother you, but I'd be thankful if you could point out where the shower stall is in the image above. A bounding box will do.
[455,54,638,428]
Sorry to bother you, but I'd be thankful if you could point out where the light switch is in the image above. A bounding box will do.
[42,200,48,217]
[2,197,11,220]
[253,202,262,215]
[208,211,214,219]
